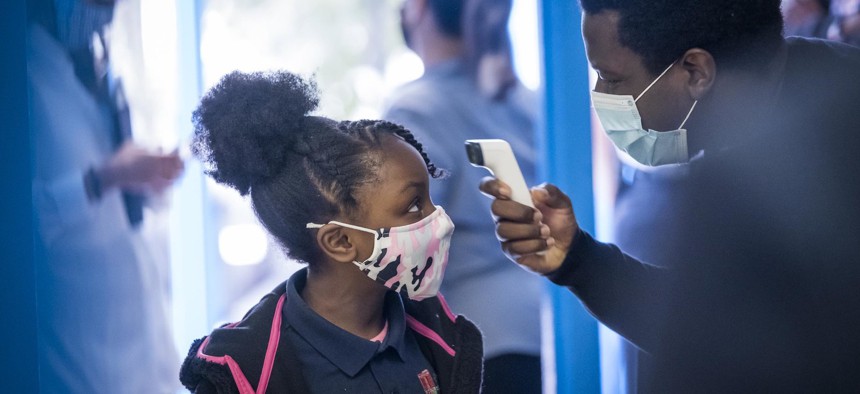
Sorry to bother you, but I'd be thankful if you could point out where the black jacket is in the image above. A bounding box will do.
[179,282,483,394]
[549,38,860,393]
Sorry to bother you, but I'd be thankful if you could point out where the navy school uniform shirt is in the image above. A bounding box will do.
[283,268,438,394]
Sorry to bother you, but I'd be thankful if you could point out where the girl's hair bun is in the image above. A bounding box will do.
[191,70,319,195]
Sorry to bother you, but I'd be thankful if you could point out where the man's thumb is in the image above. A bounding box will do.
[532,183,571,209]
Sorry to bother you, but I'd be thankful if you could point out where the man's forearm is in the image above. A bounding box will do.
[545,230,671,352]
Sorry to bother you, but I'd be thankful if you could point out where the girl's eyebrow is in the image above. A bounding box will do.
[399,181,424,194]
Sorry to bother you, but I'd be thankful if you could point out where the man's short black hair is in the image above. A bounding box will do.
[429,0,464,37]
[579,0,785,75]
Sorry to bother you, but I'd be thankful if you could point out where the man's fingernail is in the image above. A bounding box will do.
[541,225,551,238]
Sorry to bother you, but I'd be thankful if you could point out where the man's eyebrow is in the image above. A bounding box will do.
[591,61,621,75]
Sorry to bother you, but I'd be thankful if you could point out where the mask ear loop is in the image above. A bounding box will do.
[306,221,380,264]
[306,220,376,235]
[631,61,699,130]
[678,100,698,130]
[634,62,675,102]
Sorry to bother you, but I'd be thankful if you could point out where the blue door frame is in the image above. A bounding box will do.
[539,1,602,393]
[0,0,40,391]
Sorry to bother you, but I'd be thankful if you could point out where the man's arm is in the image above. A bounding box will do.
[478,179,670,352]
[32,143,183,231]
[545,229,670,352]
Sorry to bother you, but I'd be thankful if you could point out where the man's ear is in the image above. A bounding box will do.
[315,225,359,264]
[680,48,716,100]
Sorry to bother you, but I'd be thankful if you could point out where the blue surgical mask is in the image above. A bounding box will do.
[591,63,698,167]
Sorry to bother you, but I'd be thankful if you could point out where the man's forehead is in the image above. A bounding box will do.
[582,11,636,72]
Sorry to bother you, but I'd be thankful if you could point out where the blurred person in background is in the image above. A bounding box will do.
[782,0,831,38]
[27,0,183,391]
[826,0,860,45]
[783,0,860,47]
[384,0,542,392]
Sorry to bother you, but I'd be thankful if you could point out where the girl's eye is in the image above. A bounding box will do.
[407,198,421,213]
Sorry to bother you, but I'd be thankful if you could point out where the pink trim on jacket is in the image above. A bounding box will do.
[405,315,456,357]
[197,294,287,394]
[196,335,255,394]
[436,293,457,323]
[256,294,286,393]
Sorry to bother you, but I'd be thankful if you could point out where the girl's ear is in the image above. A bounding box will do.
[315,224,359,264]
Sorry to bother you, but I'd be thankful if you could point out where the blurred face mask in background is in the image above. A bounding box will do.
[591,62,698,167]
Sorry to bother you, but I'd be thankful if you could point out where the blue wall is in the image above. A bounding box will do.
[539,1,602,392]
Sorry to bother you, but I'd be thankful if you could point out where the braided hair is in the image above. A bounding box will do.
[192,71,444,265]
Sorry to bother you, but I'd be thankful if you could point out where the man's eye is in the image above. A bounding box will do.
[597,73,621,84]
[408,199,421,213]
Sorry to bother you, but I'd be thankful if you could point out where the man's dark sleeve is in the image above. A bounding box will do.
[545,230,673,353]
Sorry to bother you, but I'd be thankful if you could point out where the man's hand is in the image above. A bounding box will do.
[479,178,578,274]
[98,142,184,194]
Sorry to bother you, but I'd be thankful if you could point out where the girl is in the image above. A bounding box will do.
[179,71,483,394]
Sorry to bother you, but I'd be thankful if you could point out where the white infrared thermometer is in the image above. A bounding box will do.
[465,139,534,208]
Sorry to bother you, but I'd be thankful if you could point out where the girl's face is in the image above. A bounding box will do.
[348,135,436,258]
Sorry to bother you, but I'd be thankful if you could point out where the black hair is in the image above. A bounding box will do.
[428,0,464,37]
[428,0,517,99]
[463,0,517,100]
[579,0,785,75]
[192,71,443,265]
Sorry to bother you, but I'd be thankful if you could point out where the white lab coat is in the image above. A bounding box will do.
[27,24,178,393]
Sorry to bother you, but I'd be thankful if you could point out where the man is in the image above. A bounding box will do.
[479,0,860,391]
[28,0,182,391]
[384,0,543,392]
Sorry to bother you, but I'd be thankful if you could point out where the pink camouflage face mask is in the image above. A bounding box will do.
[306,206,455,301]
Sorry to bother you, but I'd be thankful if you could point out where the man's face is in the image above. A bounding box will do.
[399,0,420,50]
[582,10,692,132]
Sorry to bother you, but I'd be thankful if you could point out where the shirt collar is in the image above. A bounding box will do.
[423,56,467,78]
[283,268,408,377]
